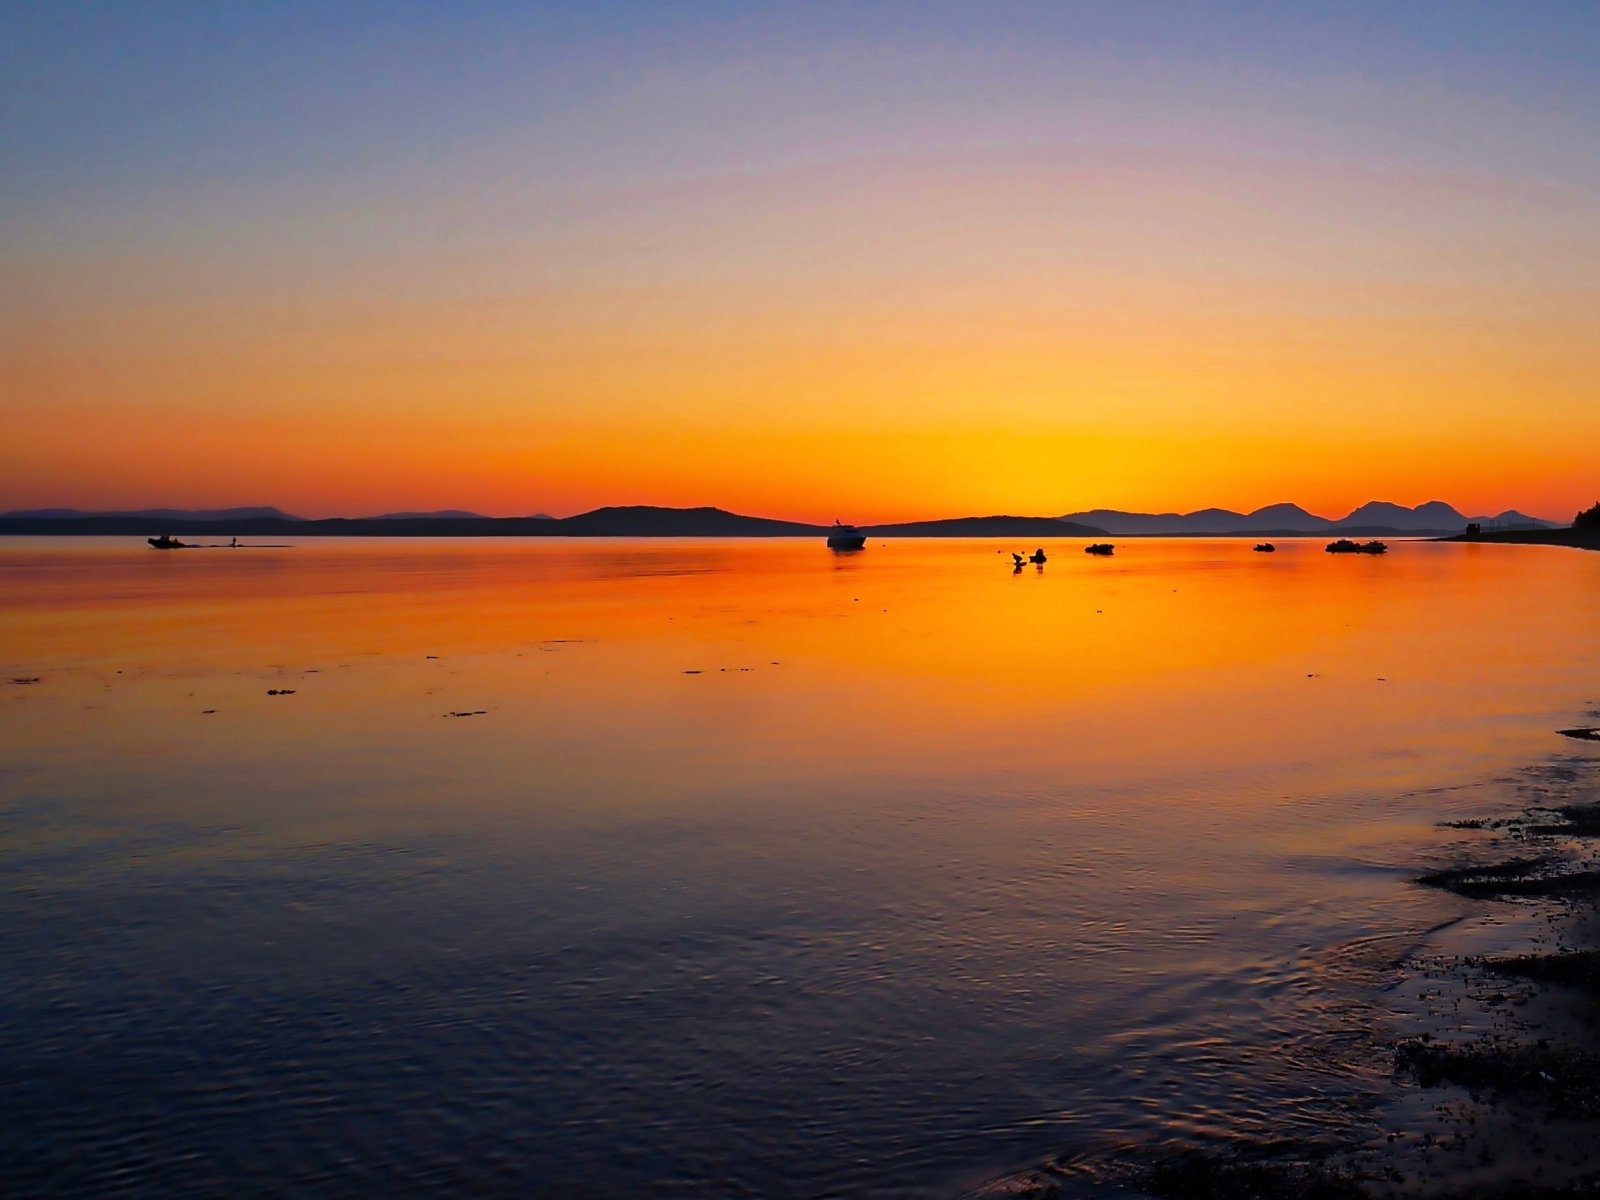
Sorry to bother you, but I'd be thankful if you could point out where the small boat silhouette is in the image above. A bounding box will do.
[1253,543,1276,552]
[826,521,866,551]
[147,535,191,549]
[1325,539,1387,555]
[1084,543,1115,556]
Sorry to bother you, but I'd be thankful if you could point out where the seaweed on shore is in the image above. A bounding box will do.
[1144,1149,1365,1199]
[1153,755,1600,1196]
[960,1142,1368,1200]
[1417,859,1600,900]
[1443,795,1600,839]
[967,757,1600,1200]
[1530,804,1600,838]
[971,1139,1600,1199]
[1442,816,1517,831]
[1396,1037,1600,1118]
[1486,950,1600,997]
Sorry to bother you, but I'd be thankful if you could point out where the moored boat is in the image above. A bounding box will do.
[147,535,191,549]
[1325,539,1387,554]
[1253,543,1276,552]
[826,522,866,551]
[1084,543,1115,556]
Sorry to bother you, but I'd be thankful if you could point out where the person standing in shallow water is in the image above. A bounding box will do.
[1029,548,1047,565]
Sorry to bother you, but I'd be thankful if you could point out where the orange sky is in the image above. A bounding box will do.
[4,7,1598,522]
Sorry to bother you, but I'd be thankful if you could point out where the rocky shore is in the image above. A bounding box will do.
[963,732,1600,1199]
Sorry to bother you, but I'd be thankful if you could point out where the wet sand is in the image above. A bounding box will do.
[962,740,1600,1199]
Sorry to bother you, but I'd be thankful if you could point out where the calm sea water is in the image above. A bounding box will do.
[2,536,1597,1197]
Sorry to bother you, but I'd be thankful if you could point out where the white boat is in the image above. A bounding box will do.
[827,522,866,550]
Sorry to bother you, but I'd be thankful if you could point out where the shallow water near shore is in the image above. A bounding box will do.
[2,536,1598,1197]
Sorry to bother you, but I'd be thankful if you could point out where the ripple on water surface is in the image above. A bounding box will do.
[2,537,1597,1196]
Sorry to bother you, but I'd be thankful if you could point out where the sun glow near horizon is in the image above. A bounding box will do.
[4,3,1598,522]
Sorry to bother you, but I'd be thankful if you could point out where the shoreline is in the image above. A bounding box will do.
[961,728,1600,1199]
[1435,529,1600,553]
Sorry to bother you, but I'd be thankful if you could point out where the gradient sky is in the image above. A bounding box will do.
[4,1,1598,521]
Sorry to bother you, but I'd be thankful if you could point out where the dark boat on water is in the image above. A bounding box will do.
[1253,543,1276,552]
[826,522,866,551]
[1084,543,1115,556]
[1325,539,1387,555]
[147,535,191,549]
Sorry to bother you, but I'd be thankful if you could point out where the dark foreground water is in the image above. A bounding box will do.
[2,537,1597,1197]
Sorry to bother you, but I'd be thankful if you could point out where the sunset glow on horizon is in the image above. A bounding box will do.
[5,2,1598,523]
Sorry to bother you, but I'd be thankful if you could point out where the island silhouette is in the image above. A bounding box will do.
[1,500,1589,544]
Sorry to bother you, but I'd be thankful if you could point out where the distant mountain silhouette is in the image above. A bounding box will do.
[867,515,1106,537]
[1060,504,1332,535]
[1,506,301,522]
[1486,509,1558,529]
[0,504,1109,538]
[0,500,1560,538]
[0,506,798,537]
[366,510,488,520]
[555,506,822,536]
[1341,500,1469,531]
[1059,500,1557,536]
[1244,503,1332,530]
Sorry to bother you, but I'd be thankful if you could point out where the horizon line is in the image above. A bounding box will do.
[0,497,1567,526]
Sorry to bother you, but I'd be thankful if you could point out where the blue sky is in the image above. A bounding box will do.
[7,1,1598,204]
[4,2,1599,518]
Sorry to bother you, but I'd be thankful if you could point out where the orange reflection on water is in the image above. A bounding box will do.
[3,536,1597,822]
[3,534,1599,1195]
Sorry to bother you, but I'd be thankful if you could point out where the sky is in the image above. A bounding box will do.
[4,1,1598,522]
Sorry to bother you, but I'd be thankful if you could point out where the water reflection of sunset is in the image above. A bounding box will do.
[8,6,1600,1195]
[5,537,1595,810]
[4,535,1598,1197]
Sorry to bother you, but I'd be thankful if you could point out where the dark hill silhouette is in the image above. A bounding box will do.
[0,506,808,538]
[284,516,565,537]
[1342,500,1468,531]
[1245,502,1329,529]
[0,500,1557,539]
[867,515,1106,537]
[1487,510,1556,529]
[1,505,301,522]
[556,506,823,536]
[1062,509,1197,535]
[0,514,553,537]
[33,510,1094,538]
[366,510,487,520]
[1059,500,1556,536]
[1059,504,1334,535]
[0,505,1106,538]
